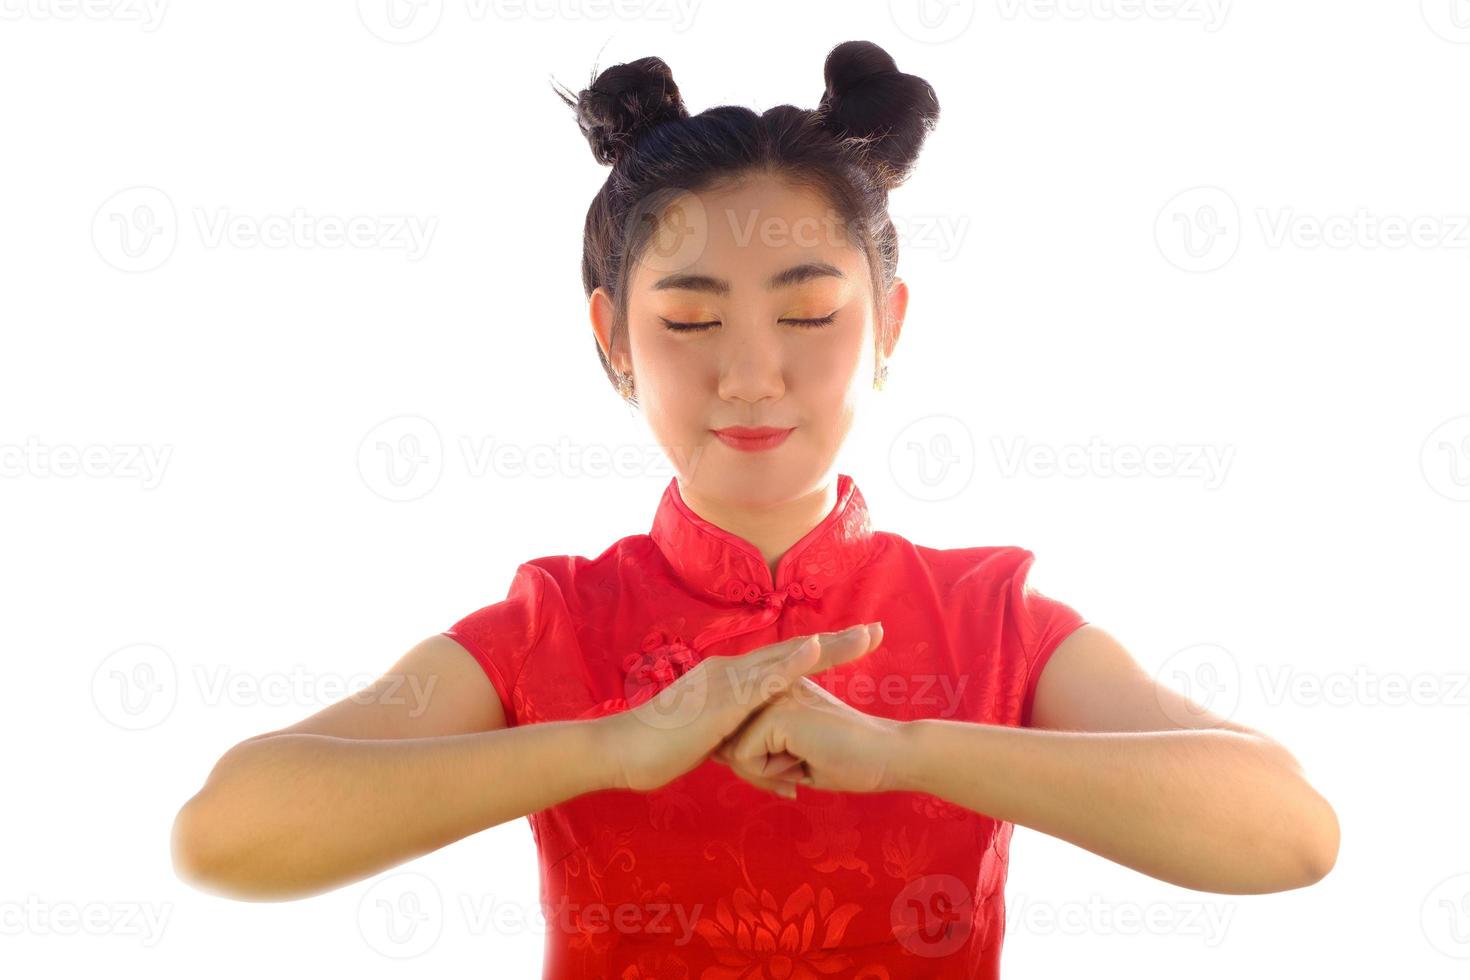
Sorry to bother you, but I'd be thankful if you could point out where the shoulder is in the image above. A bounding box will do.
[875,534,1080,644]
[511,532,659,613]
[875,532,1041,596]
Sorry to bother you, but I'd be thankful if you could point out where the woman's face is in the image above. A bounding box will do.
[591,174,906,508]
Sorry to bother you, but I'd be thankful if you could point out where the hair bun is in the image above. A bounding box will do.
[553,56,689,167]
[817,40,940,189]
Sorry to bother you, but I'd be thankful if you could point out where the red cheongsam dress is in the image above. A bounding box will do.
[443,472,1088,979]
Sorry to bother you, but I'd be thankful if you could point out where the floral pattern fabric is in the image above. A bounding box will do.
[443,473,1088,978]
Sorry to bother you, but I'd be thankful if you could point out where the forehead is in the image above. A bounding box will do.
[627,174,867,294]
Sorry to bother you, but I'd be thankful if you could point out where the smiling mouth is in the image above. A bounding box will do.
[711,426,795,452]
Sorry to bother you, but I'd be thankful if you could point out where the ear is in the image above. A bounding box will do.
[881,276,908,361]
[590,287,631,374]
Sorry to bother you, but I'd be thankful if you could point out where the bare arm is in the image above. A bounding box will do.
[171,625,879,903]
[171,634,619,902]
[887,626,1340,894]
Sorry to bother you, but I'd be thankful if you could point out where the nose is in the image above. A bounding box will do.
[715,324,787,405]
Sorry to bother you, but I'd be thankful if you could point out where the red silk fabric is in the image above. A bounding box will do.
[444,473,1087,978]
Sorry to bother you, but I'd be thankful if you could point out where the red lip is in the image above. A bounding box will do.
[711,426,795,452]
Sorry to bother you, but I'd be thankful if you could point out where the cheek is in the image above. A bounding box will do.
[631,337,710,435]
[796,325,867,391]
[639,336,710,399]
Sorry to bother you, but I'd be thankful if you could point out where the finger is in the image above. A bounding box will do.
[762,751,804,775]
[802,621,884,677]
[710,743,800,797]
[726,753,803,796]
[726,634,824,719]
[742,624,860,676]
[753,624,872,694]
[741,772,800,800]
[709,624,882,738]
[713,737,802,778]
[728,707,780,776]
[711,740,793,769]
[734,749,803,779]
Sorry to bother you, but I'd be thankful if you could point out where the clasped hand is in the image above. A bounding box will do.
[605,621,904,798]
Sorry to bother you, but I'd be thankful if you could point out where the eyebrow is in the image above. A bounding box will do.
[651,261,846,296]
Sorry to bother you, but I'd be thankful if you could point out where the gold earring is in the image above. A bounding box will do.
[874,362,889,391]
[616,370,635,401]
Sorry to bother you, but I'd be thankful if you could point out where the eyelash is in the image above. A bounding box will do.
[659,313,837,334]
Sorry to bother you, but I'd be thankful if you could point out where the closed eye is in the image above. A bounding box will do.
[659,312,837,334]
[785,313,838,328]
[659,318,719,333]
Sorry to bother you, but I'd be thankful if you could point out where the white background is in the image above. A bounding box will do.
[3,0,1468,976]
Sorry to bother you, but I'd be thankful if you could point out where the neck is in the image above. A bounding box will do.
[676,478,839,583]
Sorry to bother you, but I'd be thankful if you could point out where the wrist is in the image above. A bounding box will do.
[875,716,928,794]
[582,713,630,792]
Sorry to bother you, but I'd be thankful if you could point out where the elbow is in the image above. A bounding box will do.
[172,738,276,895]
[1267,788,1339,892]
[171,795,303,902]
[1248,733,1339,890]
[1298,797,1340,887]
[171,796,224,892]
[171,785,260,900]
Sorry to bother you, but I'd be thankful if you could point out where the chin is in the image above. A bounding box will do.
[695,443,832,502]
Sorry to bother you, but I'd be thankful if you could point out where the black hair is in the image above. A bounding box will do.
[551,40,940,406]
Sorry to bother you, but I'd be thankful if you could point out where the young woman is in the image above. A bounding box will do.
[173,40,1339,979]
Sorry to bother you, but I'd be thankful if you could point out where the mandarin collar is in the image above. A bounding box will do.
[648,472,878,608]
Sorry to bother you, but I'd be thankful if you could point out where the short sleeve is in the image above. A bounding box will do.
[1011,550,1088,728]
[441,562,547,727]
